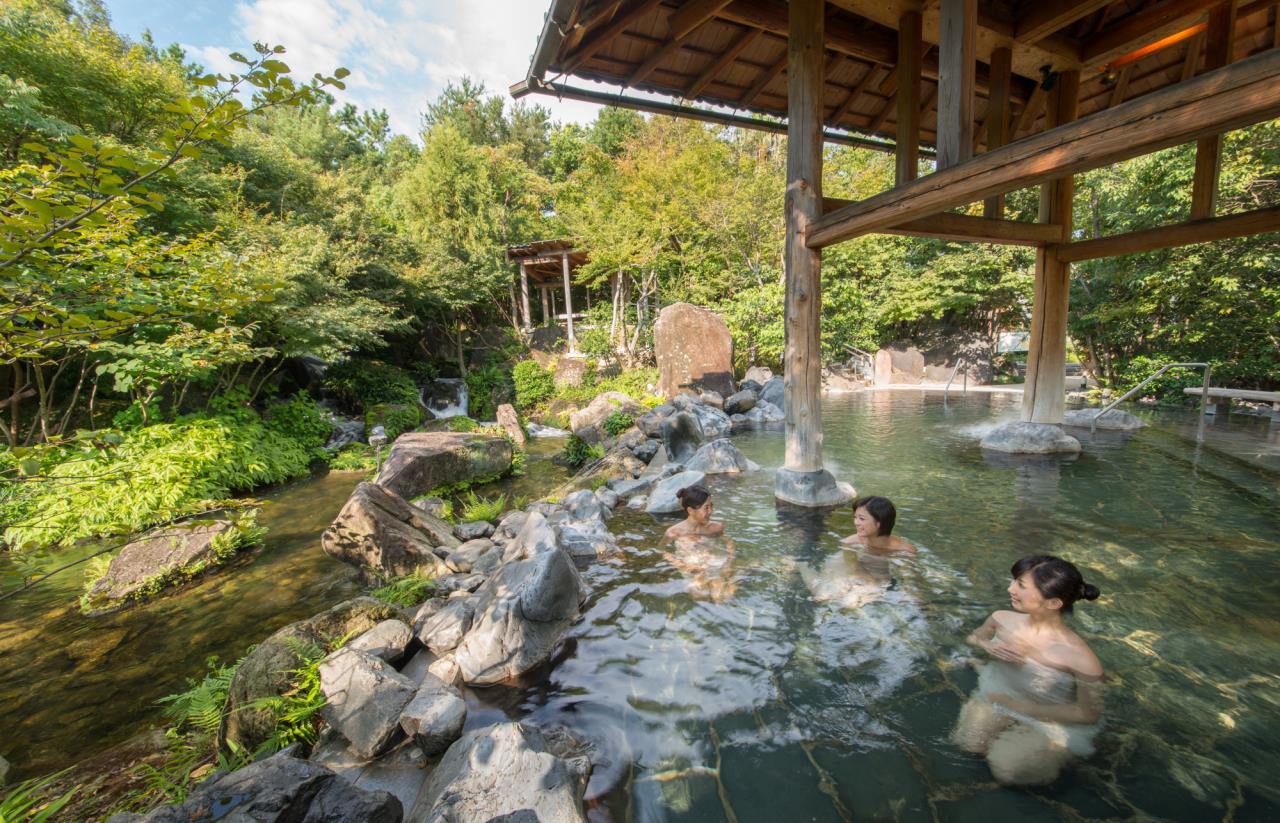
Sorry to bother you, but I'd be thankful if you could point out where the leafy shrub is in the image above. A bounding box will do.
[328,443,386,472]
[464,363,512,421]
[322,360,418,411]
[561,434,604,467]
[553,367,661,407]
[512,360,555,410]
[364,403,422,440]
[370,574,435,607]
[458,490,507,522]
[265,394,332,457]
[602,411,634,436]
[2,416,313,550]
[447,416,478,432]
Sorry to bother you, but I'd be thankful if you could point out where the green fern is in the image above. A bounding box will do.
[0,771,78,823]
[458,490,506,523]
[370,574,435,607]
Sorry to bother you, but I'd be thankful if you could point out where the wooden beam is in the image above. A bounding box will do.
[1107,65,1132,108]
[563,0,625,53]
[868,91,897,132]
[1191,1,1237,219]
[1010,81,1047,138]
[1054,205,1280,261]
[1083,0,1225,66]
[984,45,1013,217]
[937,0,977,169]
[897,7,923,184]
[563,0,664,73]
[684,26,762,99]
[668,0,734,39]
[1016,0,1115,43]
[740,50,788,107]
[828,64,879,125]
[821,202,1067,244]
[629,29,697,87]
[806,49,1280,249]
[1180,31,1206,81]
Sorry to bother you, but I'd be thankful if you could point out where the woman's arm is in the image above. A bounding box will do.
[988,674,1103,725]
[966,613,1026,664]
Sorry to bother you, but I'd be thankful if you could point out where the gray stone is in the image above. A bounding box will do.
[654,302,735,398]
[670,392,697,411]
[375,432,512,500]
[129,752,401,823]
[569,391,644,444]
[348,619,414,665]
[554,356,589,388]
[323,482,456,577]
[737,379,762,394]
[760,375,784,410]
[417,597,476,654]
[0,754,7,786]
[503,510,560,563]
[660,411,705,464]
[556,517,618,559]
[774,467,856,508]
[471,547,503,576]
[723,389,758,415]
[426,655,461,687]
[453,536,584,686]
[318,647,418,759]
[980,421,1082,454]
[398,673,466,757]
[627,495,648,510]
[685,440,759,474]
[745,399,785,424]
[729,412,749,430]
[497,510,528,538]
[595,488,619,511]
[615,427,647,451]
[453,520,494,541]
[609,475,656,499]
[639,444,670,478]
[563,489,606,523]
[410,722,588,823]
[221,598,399,754]
[700,390,724,408]
[645,470,708,514]
[411,599,445,635]
[495,403,526,447]
[744,365,774,385]
[631,438,659,463]
[325,417,366,451]
[634,410,666,437]
[688,403,733,440]
[446,539,494,574]
[1063,408,1146,431]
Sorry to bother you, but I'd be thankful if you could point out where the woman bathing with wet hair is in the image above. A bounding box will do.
[664,484,736,601]
[799,496,916,609]
[952,555,1104,785]
[840,496,917,556]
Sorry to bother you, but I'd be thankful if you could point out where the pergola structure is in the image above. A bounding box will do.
[506,239,592,352]
[513,0,1280,506]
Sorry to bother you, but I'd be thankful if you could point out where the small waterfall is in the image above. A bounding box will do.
[421,378,469,419]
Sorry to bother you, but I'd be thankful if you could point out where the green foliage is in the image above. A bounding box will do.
[247,635,333,753]
[370,574,435,607]
[552,367,661,408]
[322,360,418,412]
[266,393,333,457]
[446,416,478,433]
[0,771,78,823]
[602,411,634,437]
[458,490,507,523]
[561,434,603,468]
[328,443,385,472]
[511,360,554,410]
[463,363,511,421]
[2,416,309,550]
[364,402,421,440]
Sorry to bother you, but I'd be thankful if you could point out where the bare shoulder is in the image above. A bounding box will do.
[989,610,1020,629]
[707,521,725,536]
[664,523,684,540]
[1043,633,1104,678]
[889,536,917,555]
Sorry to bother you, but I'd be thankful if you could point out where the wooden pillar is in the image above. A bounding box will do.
[983,46,1012,217]
[562,251,577,352]
[896,5,923,184]
[1191,2,1237,219]
[519,262,532,332]
[783,0,824,474]
[1022,70,1079,426]
[540,285,551,326]
[937,0,977,170]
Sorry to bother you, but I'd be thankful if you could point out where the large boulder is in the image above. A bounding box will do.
[322,482,456,577]
[375,432,512,500]
[453,515,584,685]
[660,411,705,464]
[495,403,526,447]
[219,598,399,754]
[554,356,590,388]
[398,673,466,757]
[688,403,733,440]
[81,518,244,614]
[569,392,644,444]
[319,647,418,759]
[126,751,401,822]
[410,722,588,823]
[645,470,708,514]
[654,303,735,398]
[760,375,784,410]
[685,440,759,474]
[874,345,926,386]
[723,389,758,415]
[980,421,1082,454]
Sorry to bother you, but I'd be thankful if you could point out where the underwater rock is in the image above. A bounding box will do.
[322,482,455,578]
[1062,408,1146,431]
[723,388,758,415]
[654,302,735,399]
[495,403,526,447]
[685,440,760,474]
[347,619,414,665]
[410,722,588,823]
[219,597,399,756]
[318,647,417,760]
[375,432,512,500]
[398,673,466,758]
[661,411,705,464]
[980,421,1082,454]
[645,470,708,514]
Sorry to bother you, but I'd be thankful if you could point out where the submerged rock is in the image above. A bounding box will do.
[322,482,455,577]
[685,440,759,474]
[398,673,466,757]
[375,432,512,500]
[318,647,418,760]
[410,722,589,823]
[980,421,1082,454]
[1063,408,1146,431]
[645,470,708,514]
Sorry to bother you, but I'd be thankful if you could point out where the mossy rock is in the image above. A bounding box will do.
[364,402,423,440]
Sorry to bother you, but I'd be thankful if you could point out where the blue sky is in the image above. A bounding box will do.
[103,0,604,136]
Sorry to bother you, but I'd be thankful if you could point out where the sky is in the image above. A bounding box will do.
[102,0,609,136]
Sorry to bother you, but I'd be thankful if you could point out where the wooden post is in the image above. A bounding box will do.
[937,0,977,170]
[1022,69,1079,426]
[896,5,923,184]
[1191,1,1237,219]
[541,285,551,326]
[519,262,532,332]
[983,45,1012,217]
[562,251,577,352]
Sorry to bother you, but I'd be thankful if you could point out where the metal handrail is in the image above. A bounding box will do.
[943,358,968,402]
[1091,362,1211,442]
[841,344,875,381]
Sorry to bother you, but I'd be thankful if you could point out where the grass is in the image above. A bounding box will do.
[0,772,78,823]
[370,574,436,607]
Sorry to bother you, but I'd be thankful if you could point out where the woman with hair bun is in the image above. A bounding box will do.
[952,555,1105,786]
[664,484,736,601]
[664,484,724,541]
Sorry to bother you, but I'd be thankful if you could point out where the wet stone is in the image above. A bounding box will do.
[318,647,417,760]
[398,672,466,757]
[347,619,414,665]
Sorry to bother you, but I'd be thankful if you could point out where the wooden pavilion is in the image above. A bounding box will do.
[506,239,592,352]
[512,0,1280,506]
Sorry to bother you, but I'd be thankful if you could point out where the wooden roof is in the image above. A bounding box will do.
[506,238,591,284]
[516,0,1280,151]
